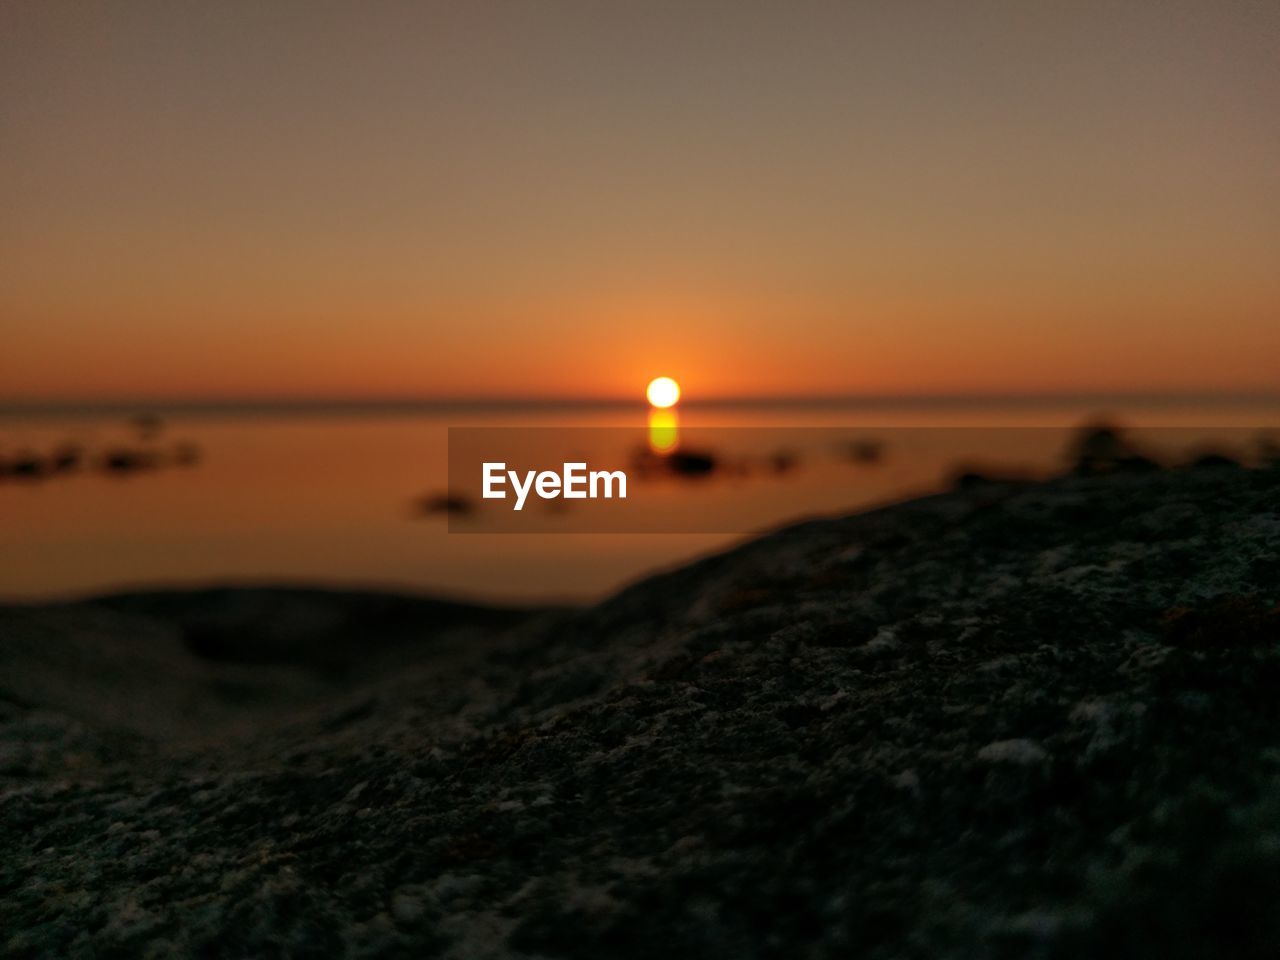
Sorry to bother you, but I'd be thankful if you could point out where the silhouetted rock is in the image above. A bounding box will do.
[100,448,159,474]
[667,449,717,476]
[417,491,475,516]
[768,448,800,474]
[949,465,1034,491]
[1067,422,1162,474]
[0,446,84,481]
[1184,450,1242,470]
[630,446,719,480]
[3,451,48,480]
[951,468,997,489]
[49,444,82,473]
[843,438,885,465]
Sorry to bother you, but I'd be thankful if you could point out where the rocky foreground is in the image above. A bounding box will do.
[2,463,1279,958]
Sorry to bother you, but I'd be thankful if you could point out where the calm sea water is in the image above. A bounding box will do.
[2,398,1277,602]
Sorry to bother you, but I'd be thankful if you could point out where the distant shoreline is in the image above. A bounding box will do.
[3,390,1280,420]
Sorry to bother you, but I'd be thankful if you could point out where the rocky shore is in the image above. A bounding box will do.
[2,462,1279,958]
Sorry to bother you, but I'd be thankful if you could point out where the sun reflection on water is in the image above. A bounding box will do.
[648,408,679,454]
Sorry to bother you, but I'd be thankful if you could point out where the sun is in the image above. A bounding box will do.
[646,376,681,409]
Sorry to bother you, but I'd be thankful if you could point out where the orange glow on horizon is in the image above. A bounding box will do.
[4,5,1280,404]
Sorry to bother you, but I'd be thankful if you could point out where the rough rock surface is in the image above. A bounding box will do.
[2,464,1279,958]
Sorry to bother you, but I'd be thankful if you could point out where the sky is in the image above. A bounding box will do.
[2,1,1278,401]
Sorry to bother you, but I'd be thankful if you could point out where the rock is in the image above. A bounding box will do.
[667,450,718,477]
[843,438,885,465]
[2,451,48,480]
[2,465,1280,957]
[1184,451,1242,470]
[1067,422,1162,475]
[977,738,1049,764]
[416,492,475,516]
[99,448,159,474]
[768,449,800,474]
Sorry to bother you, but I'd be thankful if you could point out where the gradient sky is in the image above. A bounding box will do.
[3,1,1278,400]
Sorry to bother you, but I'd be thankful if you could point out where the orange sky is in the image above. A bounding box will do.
[2,2,1278,401]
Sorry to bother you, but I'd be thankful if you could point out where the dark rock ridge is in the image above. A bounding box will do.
[2,465,1279,958]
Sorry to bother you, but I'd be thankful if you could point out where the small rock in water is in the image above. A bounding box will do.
[417,491,475,516]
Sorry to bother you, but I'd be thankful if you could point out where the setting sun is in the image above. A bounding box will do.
[646,377,681,409]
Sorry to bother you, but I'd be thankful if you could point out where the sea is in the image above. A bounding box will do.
[2,395,1277,602]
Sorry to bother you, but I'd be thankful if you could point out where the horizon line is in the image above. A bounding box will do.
[3,389,1280,418]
